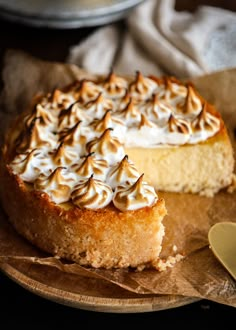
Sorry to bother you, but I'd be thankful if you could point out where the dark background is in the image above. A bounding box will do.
[0,0,236,326]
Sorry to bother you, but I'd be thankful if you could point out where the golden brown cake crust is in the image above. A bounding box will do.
[0,161,166,269]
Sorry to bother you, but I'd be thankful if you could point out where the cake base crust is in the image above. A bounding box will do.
[0,163,166,269]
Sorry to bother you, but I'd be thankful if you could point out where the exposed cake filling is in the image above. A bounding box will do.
[9,72,221,210]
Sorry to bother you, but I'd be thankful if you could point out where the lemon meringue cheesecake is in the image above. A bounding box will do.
[0,71,234,269]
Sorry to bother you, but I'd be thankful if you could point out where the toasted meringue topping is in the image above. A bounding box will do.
[138,114,157,129]
[34,167,77,204]
[89,110,112,133]
[50,142,79,166]
[190,102,221,143]
[59,121,87,152]
[72,152,108,181]
[86,128,125,164]
[83,93,113,119]
[9,71,222,211]
[107,155,140,189]
[102,72,128,98]
[129,71,157,100]
[163,78,188,108]
[113,174,158,211]
[11,148,52,182]
[48,89,75,110]
[16,118,57,153]
[89,110,127,142]
[165,78,188,98]
[183,84,203,114]
[71,175,113,209]
[118,90,134,110]
[76,80,103,103]
[168,114,192,135]
[115,98,141,126]
[58,101,83,130]
[50,89,62,104]
[25,103,56,128]
[140,94,171,123]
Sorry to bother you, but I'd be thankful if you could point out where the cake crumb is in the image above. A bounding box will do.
[227,174,236,193]
[152,253,184,272]
[172,245,177,252]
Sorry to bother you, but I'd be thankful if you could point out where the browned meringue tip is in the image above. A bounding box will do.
[78,78,89,90]
[25,103,55,128]
[59,100,80,115]
[183,84,203,114]
[152,93,160,103]
[74,153,106,178]
[53,140,64,153]
[168,114,191,134]
[50,142,65,164]
[191,101,220,133]
[122,88,132,99]
[118,154,130,166]
[11,148,40,164]
[164,76,180,87]
[119,98,140,119]
[50,88,62,103]
[39,166,67,185]
[134,70,143,82]
[129,71,145,90]
[76,79,101,102]
[82,151,95,159]
[137,173,144,181]
[139,113,156,129]
[104,70,116,83]
[94,92,103,103]
[96,109,113,121]
[130,173,145,191]
[59,120,82,142]
[51,166,67,174]
[97,127,114,142]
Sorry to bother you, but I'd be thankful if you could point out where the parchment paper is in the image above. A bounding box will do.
[0,49,236,307]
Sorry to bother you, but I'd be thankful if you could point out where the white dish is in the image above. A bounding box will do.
[0,0,144,28]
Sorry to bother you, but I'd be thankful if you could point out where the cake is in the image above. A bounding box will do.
[0,71,234,270]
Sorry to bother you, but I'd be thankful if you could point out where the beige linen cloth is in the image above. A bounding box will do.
[67,0,236,79]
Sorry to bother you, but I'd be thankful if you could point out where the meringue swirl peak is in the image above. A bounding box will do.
[113,174,158,211]
[71,175,113,209]
[73,152,108,180]
[102,71,128,97]
[129,71,157,100]
[34,167,76,204]
[107,155,140,189]
[86,128,125,164]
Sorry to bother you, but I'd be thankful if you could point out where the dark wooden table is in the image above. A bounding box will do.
[0,5,235,326]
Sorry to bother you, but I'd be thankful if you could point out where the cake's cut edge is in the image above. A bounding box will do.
[126,125,235,197]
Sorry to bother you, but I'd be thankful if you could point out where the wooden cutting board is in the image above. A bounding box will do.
[0,262,199,313]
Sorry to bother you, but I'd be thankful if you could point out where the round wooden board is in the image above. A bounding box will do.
[0,262,199,313]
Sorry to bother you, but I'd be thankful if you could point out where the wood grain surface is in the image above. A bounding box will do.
[0,262,199,313]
